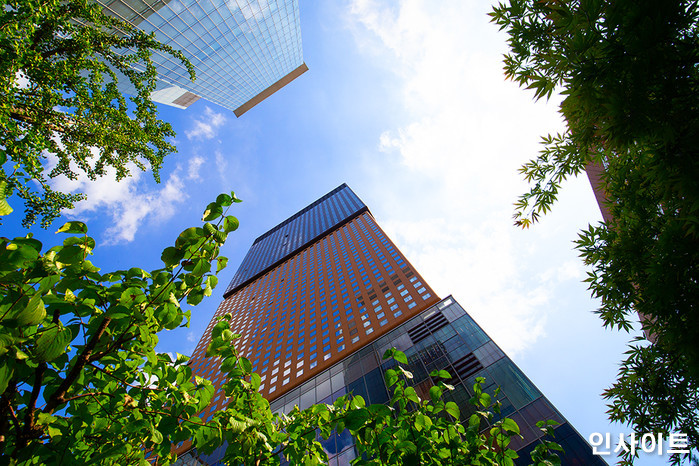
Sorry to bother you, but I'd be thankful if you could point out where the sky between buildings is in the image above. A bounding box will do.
[4,1,667,464]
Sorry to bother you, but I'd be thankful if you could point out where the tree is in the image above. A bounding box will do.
[0,0,194,227]
[0,194,560,465]
[490,0,698,463]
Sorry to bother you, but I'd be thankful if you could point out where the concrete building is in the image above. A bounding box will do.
[99,0,307,115]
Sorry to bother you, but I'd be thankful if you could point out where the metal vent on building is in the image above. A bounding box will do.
[439,353,483,387]
[407,311,449,344]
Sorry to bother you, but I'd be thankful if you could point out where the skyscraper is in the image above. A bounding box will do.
[99,0,307,116]
[183,184,606,465]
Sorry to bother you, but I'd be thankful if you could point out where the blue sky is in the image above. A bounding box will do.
[4,1,669,464]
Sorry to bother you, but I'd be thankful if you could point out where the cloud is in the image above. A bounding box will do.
[187,155,205,181]
[185,107,227,140]
[49,153,203,244]
[347,0,595,355]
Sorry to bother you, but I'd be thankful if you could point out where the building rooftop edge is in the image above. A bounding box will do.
[223,204,370,298]
[222,184,369,297]
[250,183,365,245]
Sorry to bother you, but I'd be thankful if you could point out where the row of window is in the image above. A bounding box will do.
[188,213,435,398]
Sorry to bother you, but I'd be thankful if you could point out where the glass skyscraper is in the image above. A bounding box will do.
[99,0,307,116]
[182,184,606,465]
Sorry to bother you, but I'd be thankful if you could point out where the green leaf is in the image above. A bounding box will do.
[0,362,14,395]
[150,428,163,444]
[404,386,420,403]
[344,408,370,430]
[445,401,460,419]
[56,221,88,234]
[429,385,442,403]
[239,357,252,374]
[35,325,72,362]
[202,202,223,221]
[203,222,217,236]
[55,245,84,265]
[430,369,451,379]
[350,395,365,409]
[468,414,481,428]
[216,193,232,206]
[223,216,239,233]
[175,227,204,249]
[415,413,432,431]
[396,440,416,454]
[0,334,14,356]
[367,404,392,417]
[120,287,146,306]
[15,295,46,326]
[500,417,520,435]
[0,181,13,216]
[187,288,205,306]
[392,349,408,365]
[216,256,228,272]
[251,372,261,391]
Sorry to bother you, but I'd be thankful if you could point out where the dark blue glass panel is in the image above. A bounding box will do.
[364,368,389,405]
[347,377,368,402]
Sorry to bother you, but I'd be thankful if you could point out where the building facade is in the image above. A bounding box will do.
[182,184,606,465]
[99,0,307,115]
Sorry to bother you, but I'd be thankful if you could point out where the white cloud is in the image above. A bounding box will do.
[347,0,596,355]
[187,155,205,181]
[185,106,227,140]
[214,150,227,175]
[49,153,202,244]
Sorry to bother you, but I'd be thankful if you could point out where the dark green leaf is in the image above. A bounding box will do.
[344,408,370,430]
[0,362,14,395]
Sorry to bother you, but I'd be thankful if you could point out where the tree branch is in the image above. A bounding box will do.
[44,316,112,414]
[18,363,46,449]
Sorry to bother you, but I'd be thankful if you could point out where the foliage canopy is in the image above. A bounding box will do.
[490,0,699,462]
[0,0,194,227]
